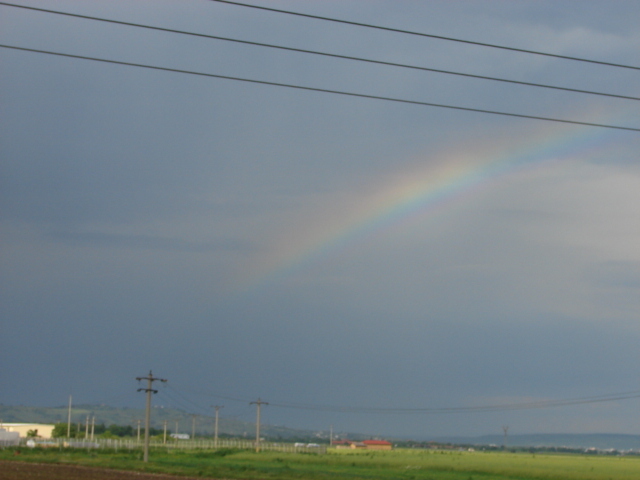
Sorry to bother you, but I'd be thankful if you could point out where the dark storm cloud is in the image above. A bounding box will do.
[2,0,640,437]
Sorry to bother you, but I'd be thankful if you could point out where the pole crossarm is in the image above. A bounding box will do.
[137,388,159,394]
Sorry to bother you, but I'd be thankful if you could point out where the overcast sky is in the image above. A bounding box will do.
[2,0,640,439]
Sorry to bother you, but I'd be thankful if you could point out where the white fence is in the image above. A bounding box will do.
[21,437,326,454]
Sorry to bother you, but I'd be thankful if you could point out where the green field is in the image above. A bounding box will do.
[2,447,639,480]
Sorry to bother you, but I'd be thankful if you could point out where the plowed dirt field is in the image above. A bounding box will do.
[0,461,209,480]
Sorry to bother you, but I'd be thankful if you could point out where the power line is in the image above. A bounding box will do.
[1,2,636,102]
[2,44,638,132]
[158,383,640,415]
[173,389,250,405]
[156,389,197,414]
[208,0,640,71]
[265,390,640,415]
[160,385,212,416]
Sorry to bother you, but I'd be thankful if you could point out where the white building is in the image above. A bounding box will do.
[0,423,55,439]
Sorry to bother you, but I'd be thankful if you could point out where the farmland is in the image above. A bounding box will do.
[1,447,639,480]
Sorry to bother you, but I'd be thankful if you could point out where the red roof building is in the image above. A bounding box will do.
[362,440,393,450]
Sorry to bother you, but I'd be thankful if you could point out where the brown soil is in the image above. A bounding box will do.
[0,461,214,480]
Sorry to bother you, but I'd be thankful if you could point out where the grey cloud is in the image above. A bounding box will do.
[46,229,255,253]
[2,0,639,438]
[588,261,640,288]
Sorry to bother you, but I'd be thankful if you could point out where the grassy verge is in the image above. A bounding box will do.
[1,446,639,480]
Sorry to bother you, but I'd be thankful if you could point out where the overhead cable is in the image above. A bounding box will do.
[2,44,638,132]
[208,0,640,71]
[267,390,640,414]
[158,386,212,416]
[0,2,636,101]
[159,383,640,415]
[156,389,197,414]
[165,385,212,414]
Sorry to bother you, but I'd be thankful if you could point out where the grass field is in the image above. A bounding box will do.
[1,446,639,480]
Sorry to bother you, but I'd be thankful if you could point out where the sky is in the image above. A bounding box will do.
[1,0,640,439]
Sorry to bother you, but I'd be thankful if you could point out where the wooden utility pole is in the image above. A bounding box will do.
[91,416,95,441]
[163,420,168,444]
[502,426,509,450]
[136,370,167,462]
[212,405,223,448]
[191,414,197,440]
[136,420,142,443]
[85,416,90,439]
[67,395,72,438]
[250,398,268,452]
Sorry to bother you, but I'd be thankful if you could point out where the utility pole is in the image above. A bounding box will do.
[502,426,509,450]
[85,416,90,439]
[91,416,95,441]
[212,405,223,448]
[136,420,142,443]
[67,395,72,438]
[163,420,168,444]
[329,425,333,446]
[191,414,197,440]
[136,370,167,463]
[250,398,268,453]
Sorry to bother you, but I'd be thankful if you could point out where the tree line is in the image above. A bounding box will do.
[51,423,164,439]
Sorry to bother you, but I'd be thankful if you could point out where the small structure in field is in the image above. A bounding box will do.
[362,440,393,450]
[331,439,393,450]
[0,429,20,446]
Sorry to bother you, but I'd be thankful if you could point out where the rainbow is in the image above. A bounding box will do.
[237,107,634,294]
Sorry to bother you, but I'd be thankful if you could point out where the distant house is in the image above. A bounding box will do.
[362,440,393,450]
[331,439,351,448]
[349,442,368,449]
[170,433,190,440]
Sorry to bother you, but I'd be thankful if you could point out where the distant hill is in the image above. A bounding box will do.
[431,433,640,451]
[4,405,637,450]
[0,404,333,441]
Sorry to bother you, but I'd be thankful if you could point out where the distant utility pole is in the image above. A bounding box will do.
[136,370,167,463]
[250,398,268,453]
[163,420,168,445]
[212,405,223,448]
[91,416,95,441]
[67,395,72,438]
[85,416,90,439]
[329,425,333,446]
[136,419,142,443]
[191,414,197,439]
[502,426,509,450]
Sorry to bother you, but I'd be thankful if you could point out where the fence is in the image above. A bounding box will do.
[21,437,327,454]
